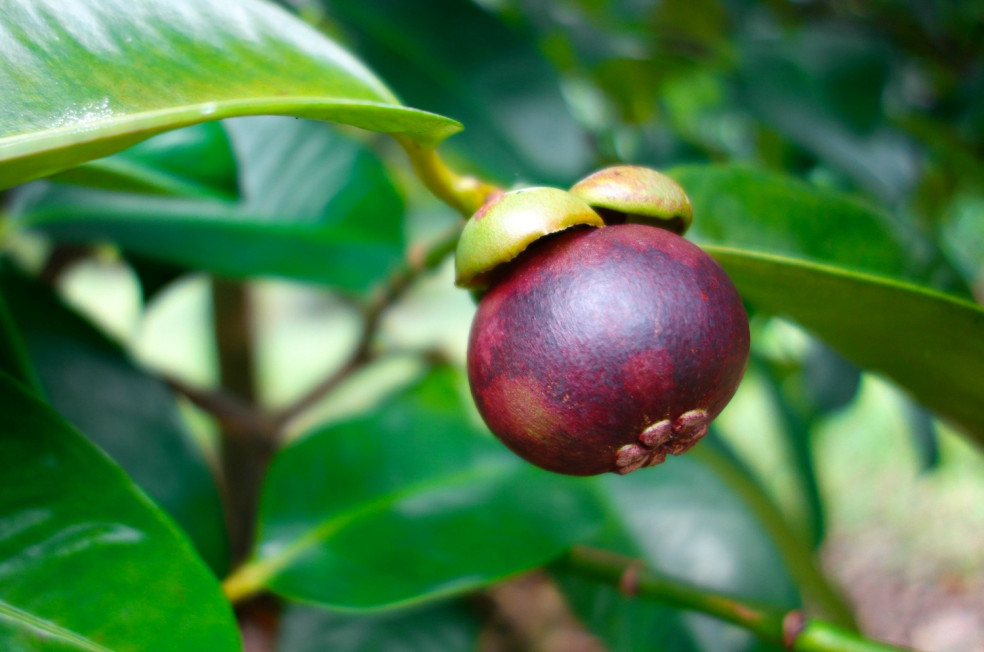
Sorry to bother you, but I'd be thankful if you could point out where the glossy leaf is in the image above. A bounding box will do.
[48,122,239,199]
[709,248,984,444]
[278,601,480,652]
[247,367,601,609]
[0,371,239,651]
[12,118,405,291]
[0,0,461,190]
[673,164,959,291]
[0,266,228,573]
[325,0,592,184]
[556,456,799,652]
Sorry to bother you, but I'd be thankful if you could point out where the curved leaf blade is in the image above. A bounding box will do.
[248,367,601,610]
[673,164,968,296]
[48,122,240,199]
[0,266,229,573]
[0,372,240,651]
[0,0,461,190]
[710,247,984,444]
[13,118,405,291]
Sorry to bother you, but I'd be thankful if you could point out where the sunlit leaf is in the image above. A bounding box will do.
[245,367,601,609]
[0,266,228,574]
[12,118,405,291]
[49,122,239,199]
[0,0,460,190]
[0,372,239,651]
[709,248,984,444]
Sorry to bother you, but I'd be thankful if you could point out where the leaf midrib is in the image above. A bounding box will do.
[250,459,517,586]
[0,599,114,652]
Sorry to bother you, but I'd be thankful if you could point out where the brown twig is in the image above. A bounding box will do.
[270,225,463,430]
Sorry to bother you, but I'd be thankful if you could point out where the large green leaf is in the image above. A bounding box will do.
[12,117,405,291]
[0,266,228,574]
[48,122,239,199]
[278,601,480,652]
[668,165,984,439]
[673,164,961,292]
[0,0,461,190]
[556,455,799,652]
[244,367,601,609]
[709,248,984,444]
[324,0,592,185]
[0,371,239,651]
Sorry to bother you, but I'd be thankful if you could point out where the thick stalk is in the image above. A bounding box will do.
[563,547,910,652]
[394,136,500,217]
[211,278,271,564]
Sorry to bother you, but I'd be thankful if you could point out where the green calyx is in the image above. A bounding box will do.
[454,187,604,289]
[570,165,693,235]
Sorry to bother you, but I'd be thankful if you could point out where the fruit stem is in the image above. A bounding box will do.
[561,546,910,652]
[691,440,858,630]
[394,135,500,217]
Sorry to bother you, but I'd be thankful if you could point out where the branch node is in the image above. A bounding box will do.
[618,561,642,597]
[782,610,807,649]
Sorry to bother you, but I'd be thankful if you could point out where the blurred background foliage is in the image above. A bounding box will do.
[2,0,983,650]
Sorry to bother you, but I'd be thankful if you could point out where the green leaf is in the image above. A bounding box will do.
[12,118,405,291]
[48,122,239,199]
[0,291,40,393]
[0,371,239,651]
[556,456,799,652]
[673,164,958,291]
[709,248,984,445]
[0,265,229,574]
[243,366,601,610]
[278,601,480,652]
[325,0,592,184]
[0,0,461,190]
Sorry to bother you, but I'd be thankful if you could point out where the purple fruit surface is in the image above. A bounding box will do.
[467,223,749,476]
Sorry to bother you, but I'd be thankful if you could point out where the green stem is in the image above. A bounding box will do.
[690,441,857,630]
[563,547,911,652]
[394,135,500,217]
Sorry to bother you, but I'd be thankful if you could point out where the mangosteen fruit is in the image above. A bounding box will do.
[457,170,749,476]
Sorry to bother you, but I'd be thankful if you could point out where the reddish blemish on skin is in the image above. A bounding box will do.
[472,190,505,221]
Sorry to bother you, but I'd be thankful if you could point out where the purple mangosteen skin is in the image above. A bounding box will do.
[467,223,750,476]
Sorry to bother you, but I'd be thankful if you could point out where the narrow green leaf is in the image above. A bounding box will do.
[0,0,461,190]
[673,164,961,293]
[48,123,239,199]
[278,601,481,652]
[12,118,405,291]
[0,371,240,651]
[0,290,40,393]
[246,367,601,610]
[0,266,228,574]
[555,456,799,652]
[709,247,984,444]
